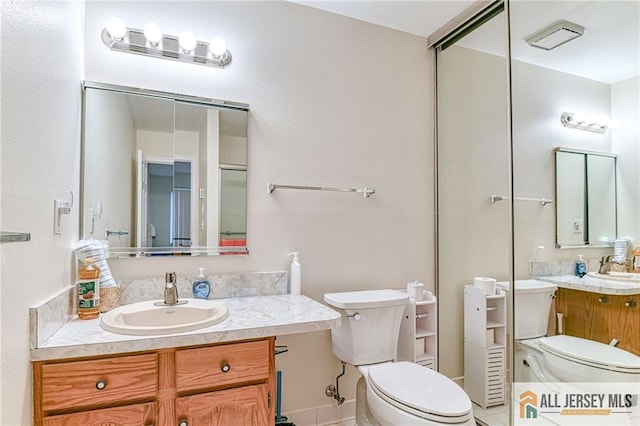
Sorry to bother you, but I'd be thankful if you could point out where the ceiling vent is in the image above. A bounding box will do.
[526,20,585,51]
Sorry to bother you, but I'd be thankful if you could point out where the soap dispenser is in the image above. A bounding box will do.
[192,268,211,299]
[288,252,301,295]
[575,255,587,278]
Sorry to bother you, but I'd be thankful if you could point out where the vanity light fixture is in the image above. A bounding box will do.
[102,17,232,68]
[526,20,584,50]
[561,112,610,134]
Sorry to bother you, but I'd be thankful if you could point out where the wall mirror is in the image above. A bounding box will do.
[81,82,248,257]
[555,148,617,248]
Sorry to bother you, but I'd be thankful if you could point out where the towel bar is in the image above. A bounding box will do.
[268,183,375,198]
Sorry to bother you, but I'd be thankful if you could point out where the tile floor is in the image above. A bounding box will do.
[473,403,510,426]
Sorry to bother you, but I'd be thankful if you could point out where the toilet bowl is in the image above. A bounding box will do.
[324,289,475,425]
[498,280,640,384]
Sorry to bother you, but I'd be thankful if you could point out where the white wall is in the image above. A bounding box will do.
[0,1,85,424]
[84,0,434,416]
[612,76,640,244]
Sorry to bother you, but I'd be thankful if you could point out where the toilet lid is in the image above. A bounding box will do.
[367,362,472,419]
[539,335,640,373]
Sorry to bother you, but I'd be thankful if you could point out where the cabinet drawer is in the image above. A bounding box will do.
[40,353,158,412]
[176,340,270,392]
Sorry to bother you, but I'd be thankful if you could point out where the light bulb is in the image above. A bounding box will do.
[106,17,127,41]
[209,37,227,57]
[179,32,197,53]
[143,22,163,45]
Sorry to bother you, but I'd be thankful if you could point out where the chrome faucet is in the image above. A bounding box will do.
[156,272,187,306]
[599,255,612,274]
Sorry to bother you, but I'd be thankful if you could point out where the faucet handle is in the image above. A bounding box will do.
[165,272,176,284]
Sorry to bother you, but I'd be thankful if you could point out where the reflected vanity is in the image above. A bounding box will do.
[81,82,248,257]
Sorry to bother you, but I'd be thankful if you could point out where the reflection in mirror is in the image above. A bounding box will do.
[435,0,509,398]
[81,83,248,257]
[555,148,617,247]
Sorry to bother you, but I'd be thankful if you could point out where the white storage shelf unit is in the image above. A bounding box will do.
[397,290,437,370]
[464,285,506,409]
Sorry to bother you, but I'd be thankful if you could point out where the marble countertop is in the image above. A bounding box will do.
[31,294,341,361]
[539,275,640,295]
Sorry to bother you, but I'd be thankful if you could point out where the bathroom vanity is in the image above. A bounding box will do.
[34,339,273,425]
[540,275,640,356]
[30,293,341,426]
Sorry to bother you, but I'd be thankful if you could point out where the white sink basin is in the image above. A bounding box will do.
[587,271,640,283]
[100,298,229,335]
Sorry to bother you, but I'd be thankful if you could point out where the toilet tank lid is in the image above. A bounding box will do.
[324,289,408,309]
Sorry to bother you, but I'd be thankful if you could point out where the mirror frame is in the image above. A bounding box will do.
[80,81,249,257]
[554,147,617,248]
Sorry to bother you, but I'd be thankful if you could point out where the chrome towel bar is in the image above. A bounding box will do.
[268,183,375,198]
[490,195,553,206]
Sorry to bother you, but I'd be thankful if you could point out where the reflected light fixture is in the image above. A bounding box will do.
[102,17,232,68]
[561,112,610,134]
[526,20,584,50]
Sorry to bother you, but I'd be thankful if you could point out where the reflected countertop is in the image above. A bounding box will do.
[31,294,341,361]
[538,275,640,296]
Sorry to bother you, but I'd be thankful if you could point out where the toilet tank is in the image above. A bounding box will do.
[324,289,409,366]
[496,280,557,339]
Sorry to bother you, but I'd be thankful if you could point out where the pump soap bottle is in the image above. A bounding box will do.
[192,268,211,299]
[288,252,301,295]
[575,254,587,278]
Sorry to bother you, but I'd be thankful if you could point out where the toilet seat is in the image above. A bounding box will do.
[366,362,473,423]
[538,335,640,374]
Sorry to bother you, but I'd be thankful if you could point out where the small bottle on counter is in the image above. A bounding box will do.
[192,268,211,299]
[574,254,587,278]
[77,258,101,319]
[288,252,301,295]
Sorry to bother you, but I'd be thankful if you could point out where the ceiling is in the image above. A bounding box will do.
[292,0,474,38]
[293,1,640,84]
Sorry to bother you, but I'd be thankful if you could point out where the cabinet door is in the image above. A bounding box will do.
[176,384,270,426]
[42,402,157,426]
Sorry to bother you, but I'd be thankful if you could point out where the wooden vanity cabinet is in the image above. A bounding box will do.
[33,337,275,426]
[554,288,639,356]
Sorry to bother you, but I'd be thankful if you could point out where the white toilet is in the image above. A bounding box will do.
[497,279,640,383]
[324,289,475,425]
